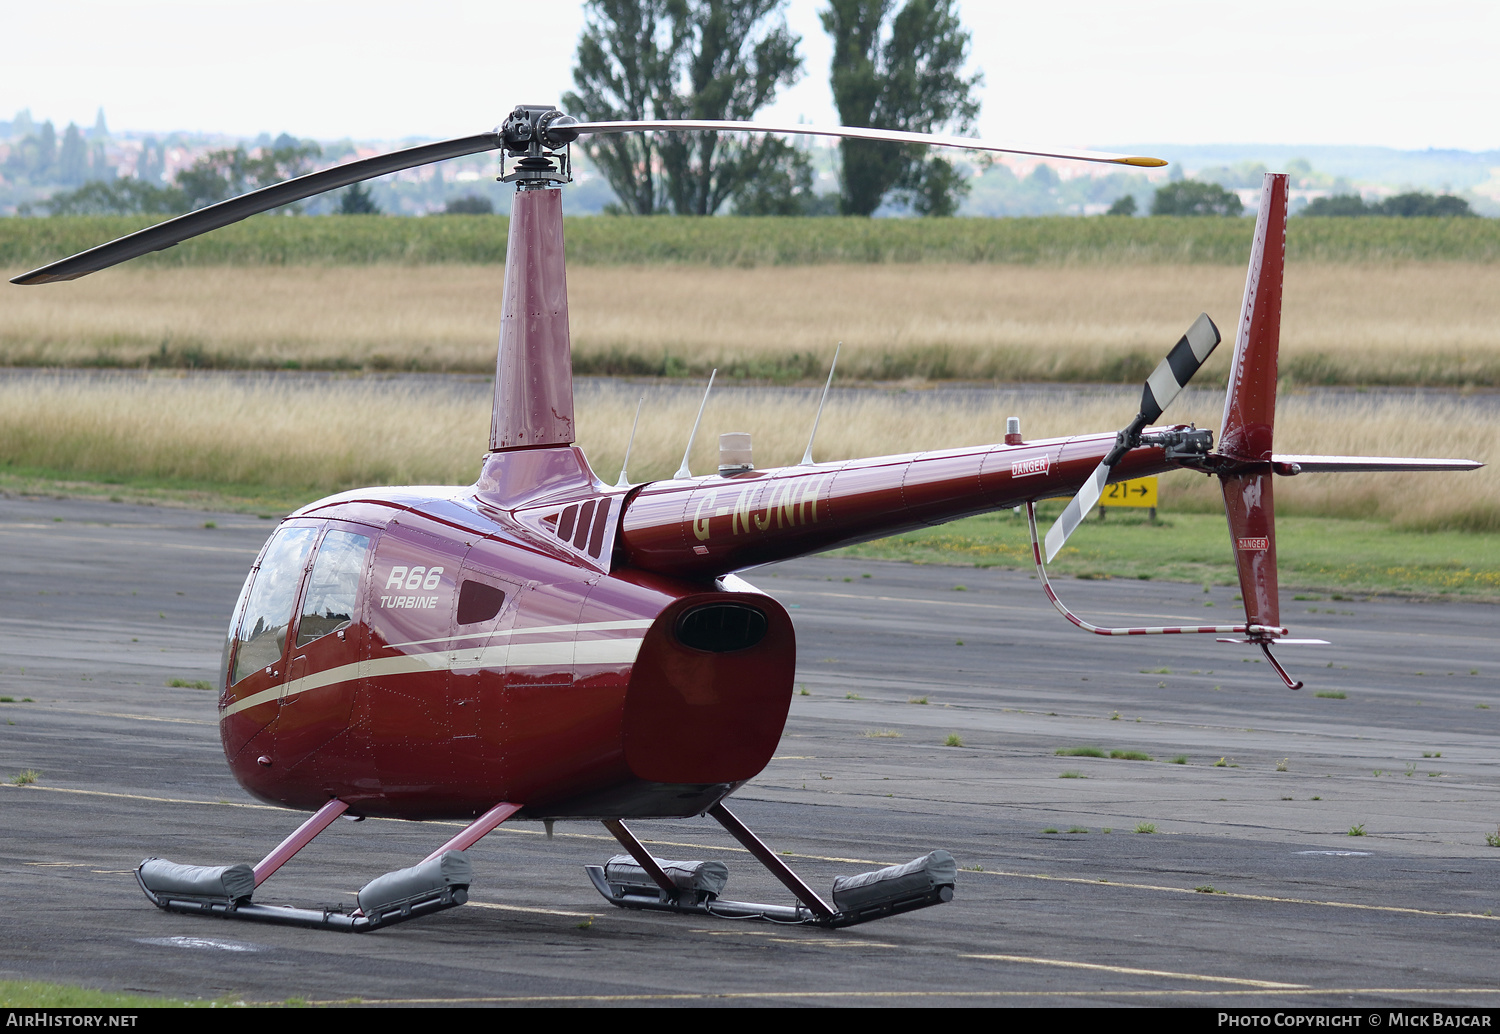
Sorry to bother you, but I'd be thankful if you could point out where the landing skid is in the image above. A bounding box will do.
[135,873,466,932]
[586,803,956,929]
[136,800,519,933]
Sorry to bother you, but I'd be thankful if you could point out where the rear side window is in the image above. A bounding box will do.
[231,526,318,685]
[298,530,372,646]
[457,580,506,625]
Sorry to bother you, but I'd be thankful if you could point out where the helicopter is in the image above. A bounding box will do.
[12,105,1480,934]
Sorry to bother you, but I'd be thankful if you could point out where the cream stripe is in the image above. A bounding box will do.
[962,954,1306,989]
[386,619,655,651]
[219,635,646,720]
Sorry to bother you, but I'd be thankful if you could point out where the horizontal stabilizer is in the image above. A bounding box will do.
[1274,454,1483,474]
[1216,637,1330,645]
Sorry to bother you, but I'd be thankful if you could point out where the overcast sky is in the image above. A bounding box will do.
[5,0,1496,151]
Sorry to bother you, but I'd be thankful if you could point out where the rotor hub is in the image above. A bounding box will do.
[499,106,577,188]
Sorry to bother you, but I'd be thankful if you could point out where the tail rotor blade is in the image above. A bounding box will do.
[1044,459,1109,562]
[1042,313,1220,563]
[1141,313,1220,425]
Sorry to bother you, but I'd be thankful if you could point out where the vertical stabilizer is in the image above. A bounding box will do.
[490,187,575,452]
[1220,174,1287,463]
[1220,174,1288,630]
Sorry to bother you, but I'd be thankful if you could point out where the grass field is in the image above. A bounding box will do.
[6,214,1500,268]
[0,978,197,1008]
[0,373,1493,597]
[835,508,1500,598]
[6,262,1500,386]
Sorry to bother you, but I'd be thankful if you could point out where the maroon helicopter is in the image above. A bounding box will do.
[14,106,1479,933]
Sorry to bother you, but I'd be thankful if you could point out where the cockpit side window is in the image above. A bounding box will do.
[230,526,318,686]
[298,530,372,646]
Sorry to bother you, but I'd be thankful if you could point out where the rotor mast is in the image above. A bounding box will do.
[489,107,582,453]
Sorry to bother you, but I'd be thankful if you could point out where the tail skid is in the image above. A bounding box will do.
[1025,501,1321,690]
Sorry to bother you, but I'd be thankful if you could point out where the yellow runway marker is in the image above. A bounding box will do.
[2,783,285,810]
[986,868,1500,923]
[962,953,1304,989]
[467,901,597,919]
[0,528,258,556]
[40,706,213,726]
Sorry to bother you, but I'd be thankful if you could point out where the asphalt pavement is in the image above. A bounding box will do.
[2,492,1498,1007]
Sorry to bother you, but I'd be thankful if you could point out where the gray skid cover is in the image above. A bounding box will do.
[832,850,957,913]
[358,850,472,915]
[604,854,729,895]
[138,858,255,902]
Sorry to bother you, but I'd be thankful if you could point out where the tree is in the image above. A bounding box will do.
[39,178,185,216]
[443,195,494,215]
[820,0,981,217]
[1106,194,1137,216]
[175,140,321,211]
[36,120,57,177]
[565,0,803,216]
[1375,192,1474,217]
[654,1,802,216]
[338,182,380,215]
[1150,180,1243,217]
[1301,193,1369,217]
[729,141,837,214]
[564,0,681,215]
[57,123,88,187]
[1299,191,1475,218]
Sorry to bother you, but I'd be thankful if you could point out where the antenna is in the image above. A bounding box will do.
[615,395,644,488]
[800,343,841,466]
[674,370,717,479]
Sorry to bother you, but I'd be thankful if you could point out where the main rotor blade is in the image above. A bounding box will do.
[12,133,503,285]
[568,119,1167,169]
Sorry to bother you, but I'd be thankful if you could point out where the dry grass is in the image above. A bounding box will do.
[0,373,1492,529]
[5,263,1500,385]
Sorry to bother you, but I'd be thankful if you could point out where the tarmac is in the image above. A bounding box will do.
[2,492,1498,1007]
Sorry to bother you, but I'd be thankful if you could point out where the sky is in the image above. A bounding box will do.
[4,0,1497,152]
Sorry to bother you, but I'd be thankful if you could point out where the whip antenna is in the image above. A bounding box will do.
[801,343,841,466]
[674,370,717,479]
[615,395,645,488]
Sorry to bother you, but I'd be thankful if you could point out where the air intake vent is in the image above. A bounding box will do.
[675,603,768,653]
[552,498,613,559]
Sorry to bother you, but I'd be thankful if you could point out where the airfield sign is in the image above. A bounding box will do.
[1101,476,1158,509]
